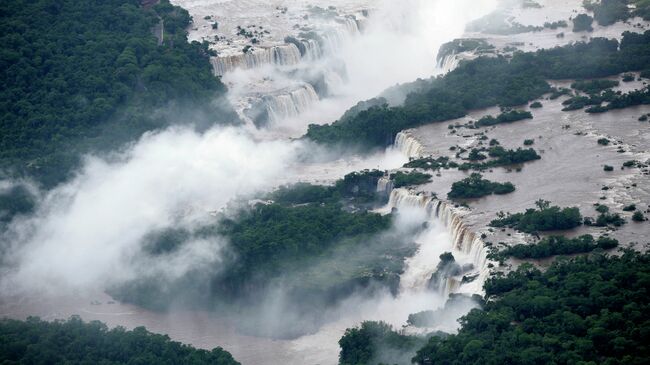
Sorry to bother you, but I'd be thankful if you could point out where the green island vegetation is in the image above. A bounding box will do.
[306,31,650,150]
[403,156,457,171]
[561,87,650,112]
[490,199,583,233]
[467,148,487,161]
[529,101,543,108]
[523,139,535,145]
[270,169,387,206]
[448,173,516,200]
[633,210,646,222]
[494,234,619,260]
[582,204,628,227]
[623,204,637,211]
[569,88,650,112]
[474,110,533,128]
[573,13,594,32]
[571,79,619,94]
[458,146,541,171]
[390,171,433,188]
[544,20,569,29]
[112,172,419,318]
[591,211,627,227]
[623,159,643,168]
[0,316,240,364]
[584,0,650,25]
[338,251,650,365]
[0,0,236,188]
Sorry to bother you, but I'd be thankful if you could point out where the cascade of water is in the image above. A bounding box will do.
[384,188,491,297]
[376,176,394,200]
[265,84,320,124]
[302,39,323,61]
[320,17,361,53]
[437,53,460,73]
[212,44,302,76]
[394,131,425,159]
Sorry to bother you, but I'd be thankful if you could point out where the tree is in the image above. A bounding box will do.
[573,13,594,32]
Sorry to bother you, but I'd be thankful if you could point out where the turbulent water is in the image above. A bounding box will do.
[386,188,491,296]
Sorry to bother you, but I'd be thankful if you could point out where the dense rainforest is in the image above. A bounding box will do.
[0,0,236,188]
[306,31,650,149]
[0,316,240,364]
[340,251,650,365]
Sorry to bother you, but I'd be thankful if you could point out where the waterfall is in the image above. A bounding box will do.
[321,17,361,52]
[211,44,302,76]
[437,53,460,74]
[376,176,394,198]
[340,17,361,35]
[265,84,320,124]
[355,17,369,32]
[302,39,323,61]
[384,188,491,297]
[394,131,425,159]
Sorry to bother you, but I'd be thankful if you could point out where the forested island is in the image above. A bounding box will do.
[111,171,420,338]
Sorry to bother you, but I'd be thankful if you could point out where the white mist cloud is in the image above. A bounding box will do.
[214,0,498,137]
[1,127,302,294]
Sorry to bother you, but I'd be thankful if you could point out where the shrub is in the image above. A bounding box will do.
[390,171,432,188]
[490,199,582,233]
[448,173,515,199]
[603,165,614,171]
[475,110,533,127]
[571,79,619,94]
[573,13,594,32]
[633,211,646,222]
[623,204,637,212]
[595,212,626,227]
[623,160,638,168]
[500,234,619,259]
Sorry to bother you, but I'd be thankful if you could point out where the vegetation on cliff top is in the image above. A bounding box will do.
[0,0,236,187]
